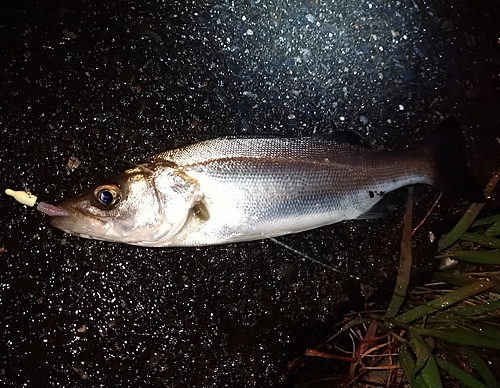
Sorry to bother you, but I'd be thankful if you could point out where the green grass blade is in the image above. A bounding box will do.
[438,166,500,251]
[471,214,500,228]
[395,277,500,324]
[460,233,500,249]
[459,300,500,318]
[411,327,500,349]
[431,272,500,294]
[386,186,414,319]
[438,203,485,252]
[462,347,500,387]
[452,250,500,265]
[464,323,500,343]
[432,272,475,286]
[484,219,500,237]
[429,299,500,323]
[411,331,432,377]
[409,330,443,388]
[399,342,430,388]
[421,355,443,388]
[436,357,488,388]
[457,299,500,317]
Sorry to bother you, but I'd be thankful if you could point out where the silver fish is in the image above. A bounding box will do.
[49,118,482,246]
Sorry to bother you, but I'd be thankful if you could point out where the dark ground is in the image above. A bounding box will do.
[1,1,499,387]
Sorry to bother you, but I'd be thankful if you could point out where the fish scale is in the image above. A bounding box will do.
[165,150,425,246]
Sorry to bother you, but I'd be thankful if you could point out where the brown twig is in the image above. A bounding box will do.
[412,191,443,235]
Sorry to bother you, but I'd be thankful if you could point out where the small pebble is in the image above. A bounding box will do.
[66,156,81,172]
[305,14,315,23]
[77,325,87,333]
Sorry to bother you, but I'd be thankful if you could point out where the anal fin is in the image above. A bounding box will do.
[356,197,396,220]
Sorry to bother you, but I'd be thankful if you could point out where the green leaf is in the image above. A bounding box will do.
[438,165,500,251]
[409,330,443,388]
[460,233,500,249]
[395,277,500,324]
[462,347,500,388]
[436,357,488,388]
[429,299,500,323]
[399,342,430,388]
[411,327,500,349]
[438,203,485,251]
[484,219,500,237]
[432,272,475,286]
[457,300,500,318]
[471,214,500,228]
[431,272,500,294]
[452,250,500,265]
[464,323,500,343]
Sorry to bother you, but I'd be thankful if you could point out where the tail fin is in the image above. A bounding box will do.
[422,117,484,202]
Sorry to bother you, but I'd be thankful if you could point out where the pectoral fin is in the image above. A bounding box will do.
[192,201,210,221]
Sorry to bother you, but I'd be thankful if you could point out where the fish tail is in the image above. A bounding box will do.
[421,117,484,202]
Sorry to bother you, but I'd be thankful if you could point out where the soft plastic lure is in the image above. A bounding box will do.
[5,189,68,216]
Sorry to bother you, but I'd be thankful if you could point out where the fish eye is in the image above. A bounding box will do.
[93,185,121,209]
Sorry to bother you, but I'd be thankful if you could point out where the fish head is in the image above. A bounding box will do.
[50,163,200,246]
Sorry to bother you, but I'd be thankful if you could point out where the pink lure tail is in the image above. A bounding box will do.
[37,202,68,217]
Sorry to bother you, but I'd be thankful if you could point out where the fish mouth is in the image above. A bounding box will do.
[49,204,111,238]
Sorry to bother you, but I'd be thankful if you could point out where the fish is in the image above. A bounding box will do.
[48,117,483,247]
